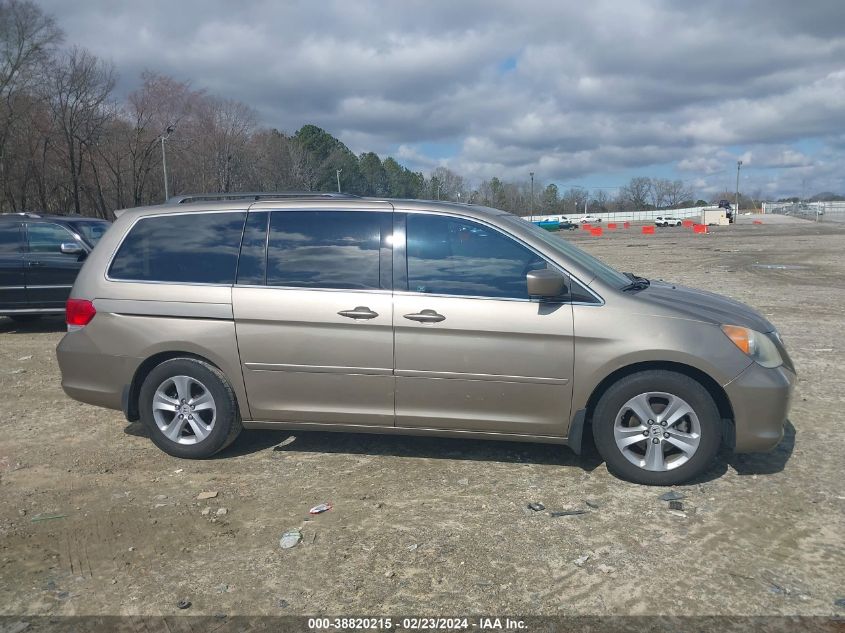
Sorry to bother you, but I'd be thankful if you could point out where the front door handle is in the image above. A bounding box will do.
[27,260,45,267]
[403,309,446,323]
[338,306,378,320]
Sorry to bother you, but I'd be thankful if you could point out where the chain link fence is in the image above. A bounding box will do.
[762,201,845,223]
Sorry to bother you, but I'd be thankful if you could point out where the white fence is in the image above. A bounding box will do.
[762,201,845,223]
[528,205,711,224]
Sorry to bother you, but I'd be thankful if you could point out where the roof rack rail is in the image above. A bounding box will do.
[167,192,359,205]
[0,211,41,218]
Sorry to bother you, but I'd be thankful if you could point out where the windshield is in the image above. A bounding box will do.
[502,215,631,289]
[69,220,110,245]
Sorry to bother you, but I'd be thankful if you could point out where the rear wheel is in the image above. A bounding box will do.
[592,370,721,485]
[139,358,242,458]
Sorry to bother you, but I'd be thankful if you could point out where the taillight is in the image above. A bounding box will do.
[66,298,96,329]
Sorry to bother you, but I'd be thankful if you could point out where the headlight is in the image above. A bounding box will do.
[721,325,783,368]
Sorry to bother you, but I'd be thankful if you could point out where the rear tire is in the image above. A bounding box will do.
[139,358,242,459]
[592,370,721,485]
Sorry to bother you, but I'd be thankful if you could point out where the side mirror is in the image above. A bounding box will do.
[60,242,83,255]
[527,268,568,300]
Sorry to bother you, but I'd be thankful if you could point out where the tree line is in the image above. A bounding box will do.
[3,0,769,221]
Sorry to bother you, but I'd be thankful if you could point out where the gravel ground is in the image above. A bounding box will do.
[0,217,844,618]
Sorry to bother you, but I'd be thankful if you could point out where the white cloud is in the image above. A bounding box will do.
[36,0,845,196]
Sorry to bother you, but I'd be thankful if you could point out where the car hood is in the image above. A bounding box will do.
[634,280,776,332]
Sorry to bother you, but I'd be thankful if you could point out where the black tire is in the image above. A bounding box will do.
[138,357,242,459]
[8,315,41,323]
[592,370,721,485]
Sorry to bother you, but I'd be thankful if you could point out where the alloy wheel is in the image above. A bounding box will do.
[613,391,701,471]
[151,375,216,444]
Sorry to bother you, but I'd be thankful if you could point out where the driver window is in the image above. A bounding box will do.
[26,223,77,254]
[406,214,548,299]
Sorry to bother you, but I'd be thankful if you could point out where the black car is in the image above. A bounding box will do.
[0,213,111,321]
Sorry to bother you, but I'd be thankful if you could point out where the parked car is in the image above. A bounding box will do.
[577,215,602,224]
[0,213,111,321]
[655,216,682,227]
[558,221,578,231]
[56,194,794,485]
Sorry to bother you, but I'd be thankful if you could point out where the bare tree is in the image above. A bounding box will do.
[0,0,62,210]
[249,128,296,191]
[45,46,116,215]
[619,177,652,210]
[649,178,670,208]
[590,189,610,212]
[431,166,465,201]
[664,179,693,207]
[123,72,202,205]
[562,186,588,215]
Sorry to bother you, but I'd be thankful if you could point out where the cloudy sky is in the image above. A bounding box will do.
[40,0,845,198]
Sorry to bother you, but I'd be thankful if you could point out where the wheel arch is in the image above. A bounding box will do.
[582,360,735,444]
[125,351,229,422]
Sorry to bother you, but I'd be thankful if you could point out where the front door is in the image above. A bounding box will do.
[24,222,87,308]
[233,206,395,426]
[393,212,575,437]
[0,221,26,310]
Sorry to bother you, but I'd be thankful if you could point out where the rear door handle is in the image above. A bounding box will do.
[338,306,378,320]
[403,309,446,323]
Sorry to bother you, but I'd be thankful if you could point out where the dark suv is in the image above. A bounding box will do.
[0,213,110,321]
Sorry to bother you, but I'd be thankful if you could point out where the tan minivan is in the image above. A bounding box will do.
[56,193,795,485]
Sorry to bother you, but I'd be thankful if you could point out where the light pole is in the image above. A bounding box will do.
[336,169,342,193]
[529,171,535,221]
[160,125,175,202]
[735,160,743,217]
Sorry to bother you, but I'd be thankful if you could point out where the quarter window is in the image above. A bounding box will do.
[109,212,246,284]
[405,214,547,299]
[266,211,389,290]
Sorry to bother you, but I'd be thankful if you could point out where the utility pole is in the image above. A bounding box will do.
[336,169,342,193]
[735,160,743,217]
[160,125,175,201]
[530,172,535,221]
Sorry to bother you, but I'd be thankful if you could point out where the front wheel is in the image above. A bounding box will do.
[592,370,722,485]
[138,358,242,458]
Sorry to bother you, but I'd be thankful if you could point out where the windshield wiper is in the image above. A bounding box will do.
[621,272,650,291]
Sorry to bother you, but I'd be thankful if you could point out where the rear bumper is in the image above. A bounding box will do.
[56,329,134,412]
[724,362,795,452]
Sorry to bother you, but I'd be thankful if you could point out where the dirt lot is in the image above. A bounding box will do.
[1,216,844,618]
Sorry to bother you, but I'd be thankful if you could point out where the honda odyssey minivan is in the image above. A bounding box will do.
[56,193,795,485]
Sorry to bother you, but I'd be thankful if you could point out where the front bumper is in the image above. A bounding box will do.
[724,361,795,452]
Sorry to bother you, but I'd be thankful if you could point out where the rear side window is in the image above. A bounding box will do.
[266,211,390,290]
[0,223,23,254]
[69,220,110,245]
[109,212,246,284]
